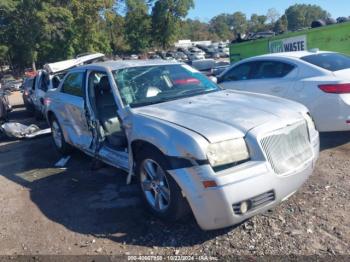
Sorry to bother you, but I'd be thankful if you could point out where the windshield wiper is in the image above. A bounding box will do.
[177,88,219,97]
[130,97,174,108]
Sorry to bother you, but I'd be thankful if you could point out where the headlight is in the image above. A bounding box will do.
[207,138,250,168]
[304,113,316,131]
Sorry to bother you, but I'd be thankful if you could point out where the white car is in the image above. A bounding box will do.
[218,51,350,132]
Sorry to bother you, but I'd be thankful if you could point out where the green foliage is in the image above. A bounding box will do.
[0,1,336,71]
[209,14,234,41]
[125,0,151,53]
[69,0,113,54]
[180,19,219,41]
[285,4,329,31]
[274,15,288,33]
[152,0,194,49]
[249,14,268,33]
[0,45,9,65]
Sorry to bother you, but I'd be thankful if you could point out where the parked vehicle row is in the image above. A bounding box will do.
[217,50,350,132]
[147,43,229,63]
[43,59,319,230]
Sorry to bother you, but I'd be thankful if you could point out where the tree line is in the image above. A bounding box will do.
[0,1,340,72]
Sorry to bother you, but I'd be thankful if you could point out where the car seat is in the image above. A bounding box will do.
[95,76,127,147]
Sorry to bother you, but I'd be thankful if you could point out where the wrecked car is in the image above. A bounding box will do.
[44,60,320,230]
[0,88,11,122]
[31,53,105,119]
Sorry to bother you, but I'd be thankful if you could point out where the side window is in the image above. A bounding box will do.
[39,72,50,92]
[252,61,295,79]
[61,72,84,97]
[88,71,117,111]
[32,76,37,90]
[222,63,253,81]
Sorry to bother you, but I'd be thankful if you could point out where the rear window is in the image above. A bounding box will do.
[301,53,350,72]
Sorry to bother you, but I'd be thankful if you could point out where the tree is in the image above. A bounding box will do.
[209,14,234,41]
[125,0,151,53]
[1,0,44,71]
[36,3,75,64]
[180,19,218,41]
[266,8,280,24]
[230,12,248,37]
[69,0,113,55]
[105,11,129,54]
[0,45,9,72]
[285,4,330,31]
[249,14,268,32]
[274,14,288,33]
[151,0,194,49]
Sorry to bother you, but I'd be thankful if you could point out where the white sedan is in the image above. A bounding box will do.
[218,51,350,132]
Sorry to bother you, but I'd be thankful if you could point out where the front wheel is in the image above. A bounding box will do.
[50,116,71,155]
[136,148,190,222]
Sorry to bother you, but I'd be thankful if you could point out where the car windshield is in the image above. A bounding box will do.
[113,64,220,108]
[301,53,350,72]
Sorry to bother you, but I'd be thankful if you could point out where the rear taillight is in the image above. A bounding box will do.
[318,83,350,94]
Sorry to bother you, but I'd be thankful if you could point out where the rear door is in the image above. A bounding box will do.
[56,70,93,151]
[243,60,297,97]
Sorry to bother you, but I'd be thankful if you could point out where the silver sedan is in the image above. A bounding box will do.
[44,60,319,230]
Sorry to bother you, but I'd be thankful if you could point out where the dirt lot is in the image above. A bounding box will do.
[0,107,349,258]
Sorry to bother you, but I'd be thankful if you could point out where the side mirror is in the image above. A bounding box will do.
[209,76,217,84]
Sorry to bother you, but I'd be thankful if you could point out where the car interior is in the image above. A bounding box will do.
[88,72,127,149]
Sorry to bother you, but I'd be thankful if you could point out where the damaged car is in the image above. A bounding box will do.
[0,88,11,122]
[31,53,105,119]
[44,60,320,230]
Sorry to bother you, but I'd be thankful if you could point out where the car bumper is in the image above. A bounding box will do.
[315,94,350,132]
[169,133,319,230]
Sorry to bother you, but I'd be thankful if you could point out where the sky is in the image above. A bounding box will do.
[188,0,349,21]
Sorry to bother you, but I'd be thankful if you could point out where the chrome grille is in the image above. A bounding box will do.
[260,121,313,175]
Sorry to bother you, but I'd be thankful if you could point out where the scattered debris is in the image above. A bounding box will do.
[0,122,51,139]
[54,156,71,168]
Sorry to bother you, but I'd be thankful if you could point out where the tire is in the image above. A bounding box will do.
[50,116,72,155]
[136,147,190,222]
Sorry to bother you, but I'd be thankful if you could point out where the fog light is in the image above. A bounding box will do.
[240,201,249,214]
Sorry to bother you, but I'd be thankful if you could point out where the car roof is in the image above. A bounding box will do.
[74,59,181,71]
[252,50,336,60]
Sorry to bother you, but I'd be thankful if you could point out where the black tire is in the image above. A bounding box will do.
[50,116,72,155]
[136,147,190,222]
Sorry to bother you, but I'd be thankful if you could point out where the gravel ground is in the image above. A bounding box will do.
[0,108,349,259]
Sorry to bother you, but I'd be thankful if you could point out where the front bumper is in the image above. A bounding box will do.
[169,133,319,230]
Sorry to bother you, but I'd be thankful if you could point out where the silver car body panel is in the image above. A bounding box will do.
[45,60,319,230]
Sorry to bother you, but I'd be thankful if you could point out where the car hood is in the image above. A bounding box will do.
[133,90,305,143]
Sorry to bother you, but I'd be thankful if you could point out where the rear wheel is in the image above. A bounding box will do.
[50,116,71,155]
[136,148,190,222]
